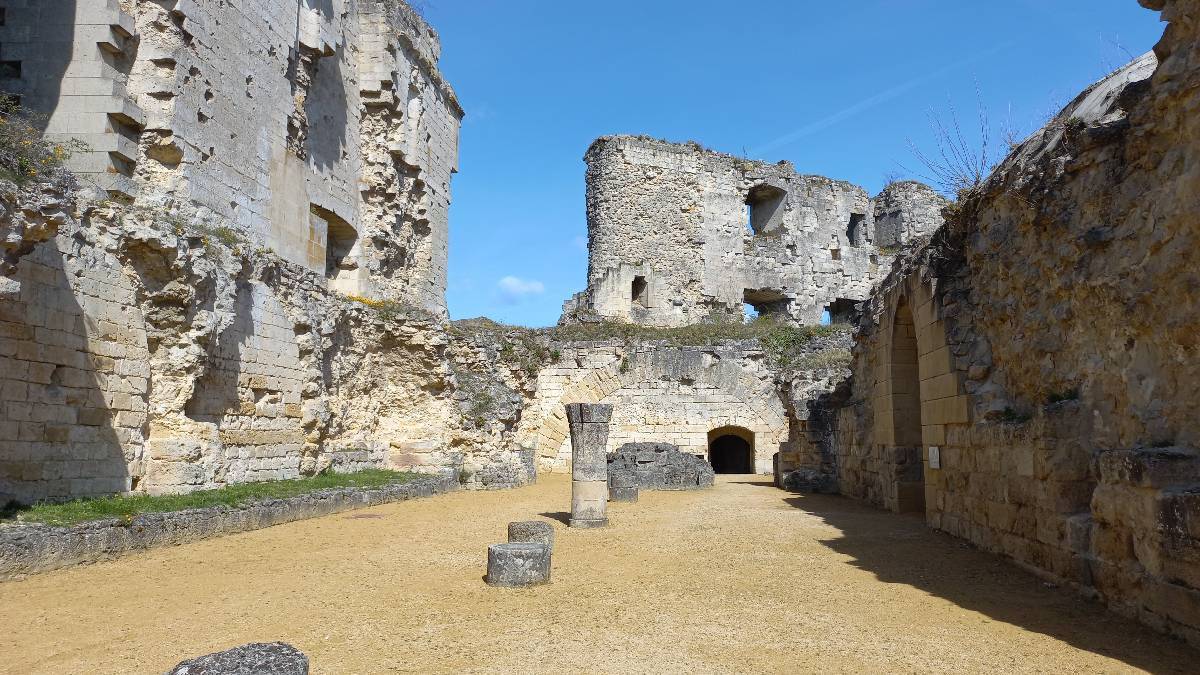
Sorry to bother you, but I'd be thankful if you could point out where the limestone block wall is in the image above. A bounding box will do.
[562,136,944,327]
[825,0,1200,644]
[0,0,461,315]
[516,341,792,474]
[0,185,535,503]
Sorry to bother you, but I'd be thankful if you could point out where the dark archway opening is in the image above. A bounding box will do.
[891,296,926,513]
[709,434,754,474]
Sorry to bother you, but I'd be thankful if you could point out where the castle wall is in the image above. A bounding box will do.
[0,189,470,502]
[564,137,944,327]
[825,0,1200,644]
[0,1,515,504]
[513,341,843,475]
[0,0,460,314]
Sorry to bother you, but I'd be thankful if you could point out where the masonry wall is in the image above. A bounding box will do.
[562,137,945,327]
[824,0,1200,644]
[0,0,461,315]
[0,1,523,504]
[514,342,789,474]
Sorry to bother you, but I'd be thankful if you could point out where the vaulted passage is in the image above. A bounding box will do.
[708,426,754,473]
[890,297,925,513]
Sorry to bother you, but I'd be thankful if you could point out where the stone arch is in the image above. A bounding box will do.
[520,345,788,474]
[868,275,969,513]
[708,425,755,474]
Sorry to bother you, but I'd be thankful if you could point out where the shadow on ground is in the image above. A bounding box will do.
[539,511,571,526]
[776,486,1192,673]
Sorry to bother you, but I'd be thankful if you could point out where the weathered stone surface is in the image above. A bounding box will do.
[825,0,1200,646]
[569,479,609,529]
[0,1,540,507]
[566,403,613,482]
[561,136,944,326]
[607,443,714,491]
[781,468,837,494]
[486,542,550,587]
[2,0,461,315]
[0,474,456,580]
[609,486,639,503]
[566,403,613,528]
[167,642,308,675]
[507,520,554,549]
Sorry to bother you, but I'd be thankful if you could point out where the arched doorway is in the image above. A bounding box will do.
[891,297,925,513]
[707,426,754,474]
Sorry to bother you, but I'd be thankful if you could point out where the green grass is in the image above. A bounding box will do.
[1,469,419,527]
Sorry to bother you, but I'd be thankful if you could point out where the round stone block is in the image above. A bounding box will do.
[609,485,639,503]
[508,520,555,549]
[486,542,550,587]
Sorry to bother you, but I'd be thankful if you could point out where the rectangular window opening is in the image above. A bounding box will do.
[631,275,648,309]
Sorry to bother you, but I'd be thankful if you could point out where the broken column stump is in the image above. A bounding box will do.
[566,403,613,528]
[609,469,639,503]
[486,542,550,587]
[508,520,554,574]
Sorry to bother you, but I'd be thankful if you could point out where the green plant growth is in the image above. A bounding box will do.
[1,469,419,526]
[467,391,495,425]
[190,222,243,247]
[0,97,87,185]
[345,294,410,322]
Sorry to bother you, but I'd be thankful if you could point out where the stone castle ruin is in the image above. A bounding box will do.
[1,0,1198,652]
[562,136,946,326]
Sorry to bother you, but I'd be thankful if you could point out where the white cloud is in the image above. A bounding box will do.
[496,275,545,304]
[572,235,588,252]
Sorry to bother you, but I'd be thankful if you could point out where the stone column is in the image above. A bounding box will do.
[566,403,612,528]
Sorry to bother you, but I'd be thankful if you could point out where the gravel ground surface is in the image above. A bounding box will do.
[0,474,1193,673]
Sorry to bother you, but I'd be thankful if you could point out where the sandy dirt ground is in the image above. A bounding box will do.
[0,474,1194,674]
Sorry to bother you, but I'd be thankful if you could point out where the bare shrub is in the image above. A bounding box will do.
[905,89,996,198]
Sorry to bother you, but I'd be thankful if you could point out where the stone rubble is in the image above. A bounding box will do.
[167,642,308,675]
[607,442,715,491]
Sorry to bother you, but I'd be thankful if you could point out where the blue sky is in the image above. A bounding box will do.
[428,0,1165,327]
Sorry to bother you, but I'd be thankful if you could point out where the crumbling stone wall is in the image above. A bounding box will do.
[0,185,480,502]
[0,1,533,504]
[607,442,715,490]
[562,136,944,326]
[517,342,787,473]
[824,0,1200,644]
[1,0,461,315]
[514,333,852,476]
[872,181,947,248]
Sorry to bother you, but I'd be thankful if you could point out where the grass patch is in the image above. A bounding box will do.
[3,469,419,527]
[453,317,853,373]
[345,294,408,321]
[550,317,845,347]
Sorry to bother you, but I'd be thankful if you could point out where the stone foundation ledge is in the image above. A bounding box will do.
[0,473,458,581]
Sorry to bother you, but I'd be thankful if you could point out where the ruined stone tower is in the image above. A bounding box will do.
[561,136,945,326]
[0,0,461,315]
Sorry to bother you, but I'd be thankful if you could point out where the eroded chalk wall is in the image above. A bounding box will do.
[826,0,1200,644]
[1,0,460,314]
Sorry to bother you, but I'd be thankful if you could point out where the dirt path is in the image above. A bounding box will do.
[0,475,1193,673]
